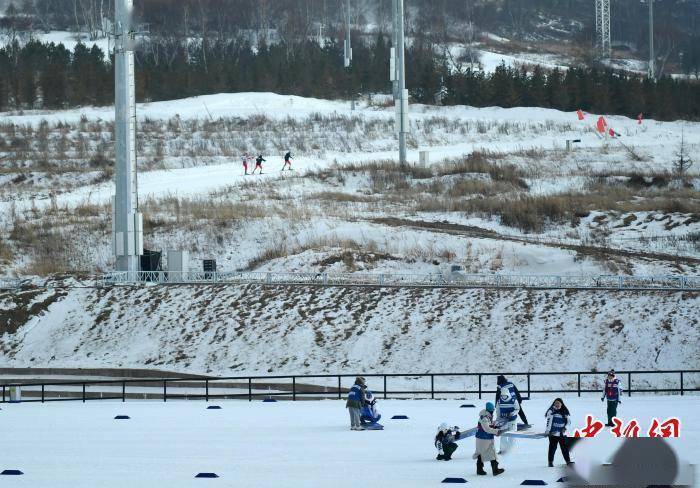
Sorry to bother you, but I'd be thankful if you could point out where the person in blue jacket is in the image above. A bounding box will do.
[494,376,520,454]
[601,370,622,427]
[346,376,366,430]
[545,398,573,467]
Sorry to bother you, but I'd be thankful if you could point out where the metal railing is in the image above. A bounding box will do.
[1,370,697,404]
[100,271,700,291]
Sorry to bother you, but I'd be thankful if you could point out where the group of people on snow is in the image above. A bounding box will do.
[345,376,381,430]
[241,152,293,175]
[347,370,624,477]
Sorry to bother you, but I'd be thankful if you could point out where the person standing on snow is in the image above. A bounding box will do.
[252,154,265,175]
[473,402,505,476]
[434,423,461,461]
[601,370,622,427]
[242,154,250,175]
[495,375,529,425]
[545,398,574,467]
[495,376,520,455]
[282,151,293,171]
[346,376,366,431]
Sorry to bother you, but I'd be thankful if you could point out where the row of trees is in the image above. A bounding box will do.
[0,37,698,120]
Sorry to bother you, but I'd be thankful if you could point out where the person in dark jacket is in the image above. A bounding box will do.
[346,376,366,430]
[435,423,461,461]
[545,398,573,467]
[252,155,265,174]
[282,151,292,171]
[495,375,529,425]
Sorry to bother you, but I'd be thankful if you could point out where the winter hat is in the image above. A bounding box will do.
[607,370,615,377]
[485,402,495,412]
[496,375,507,386]
[438,422,449,432]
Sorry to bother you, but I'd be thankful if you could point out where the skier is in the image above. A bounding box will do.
[282,151,292,171]
[545,398,574,467]
[601,370,622,427]
[242,154,250,175]
[435,423,462,461]
[495,376,520,455]
[346,376,366,431]
[495,375,529,425]
[252,154,265,175]
[473,402,505,476]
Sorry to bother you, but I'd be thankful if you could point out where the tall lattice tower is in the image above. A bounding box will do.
[595,0,611,59]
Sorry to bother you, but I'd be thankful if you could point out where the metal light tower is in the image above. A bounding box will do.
[343,0,355,110]
[391,0,408,167]
[113,0,143,273]
[595,0,611,59]
[647,0,655,80]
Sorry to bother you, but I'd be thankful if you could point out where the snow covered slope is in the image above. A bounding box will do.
[1,282,697,377]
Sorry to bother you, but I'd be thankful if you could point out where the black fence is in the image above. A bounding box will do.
[1,370,698,404]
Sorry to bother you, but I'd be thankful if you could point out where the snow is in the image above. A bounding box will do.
[0,30,110,53]
[0,396,697,487]
[2,283,698,377]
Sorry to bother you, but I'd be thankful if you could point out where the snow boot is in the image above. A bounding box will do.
[476,456,487,475]
[491,460,505,476]
[436,454,445,461]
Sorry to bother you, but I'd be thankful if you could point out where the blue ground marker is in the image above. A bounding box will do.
[556,477,568,483]
[521,480,547,485]
[195,473,219,478]
[442,478,467,483]
[114,415,130,420]
[207,405,222,409]
[460,404,475,408]
[262,398,277,403]
[1,470,24,475]
[391,415,409,419]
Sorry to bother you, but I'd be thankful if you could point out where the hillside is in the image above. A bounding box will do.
[1,280,698,379]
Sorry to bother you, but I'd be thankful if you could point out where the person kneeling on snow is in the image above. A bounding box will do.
[473,402,505,476]
[360,388,381,426]
[435,423,461,461]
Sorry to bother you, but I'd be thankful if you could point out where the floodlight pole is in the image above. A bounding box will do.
[113,0,142,274]
[648,0,655,80]
[344,0,355,110]
[595,0,611,60]
[393,0,408,167]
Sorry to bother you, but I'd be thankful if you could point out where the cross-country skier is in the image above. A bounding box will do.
[473,402,505,476]
[242,154,250,175]
[252,155,265,175]
[435,423,462,461]
[545,398,574,467]
[282,151,292,171]
[495,375,529,425]
[601,370,622,427]
[346,376,366,431]
[495,376,520,455]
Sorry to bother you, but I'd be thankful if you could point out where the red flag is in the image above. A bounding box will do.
[577,109,585,121]
[596,116,607,133]
[637,113,643,125]
[609,127,616,137]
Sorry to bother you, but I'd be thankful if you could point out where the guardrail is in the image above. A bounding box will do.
[1,370,697,404]
[99,271,700,291]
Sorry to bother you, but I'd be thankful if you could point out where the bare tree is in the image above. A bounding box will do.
[674,128,693,183]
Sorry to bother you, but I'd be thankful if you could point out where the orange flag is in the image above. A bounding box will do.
[637,113,643,125]
[577,109,585,121]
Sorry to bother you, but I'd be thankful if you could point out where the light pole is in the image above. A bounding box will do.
[344,0,355,110]
[648,0,655,80]
[392,0,408,167]
[113,0,143,274]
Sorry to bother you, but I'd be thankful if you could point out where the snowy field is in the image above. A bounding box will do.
[0,396,696,487]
